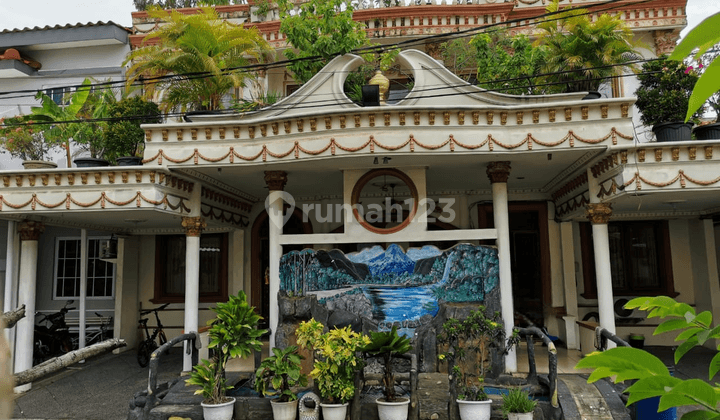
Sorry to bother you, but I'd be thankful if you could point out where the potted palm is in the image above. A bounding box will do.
[296,319,370,420]
[255,345,309,420]
[438,307,519,420]
[360,326,413,420]
[535,0,640,95]
[501,388,536,420]
[186,291,266,420]
[635,57,700,141]
[104,97,161,165]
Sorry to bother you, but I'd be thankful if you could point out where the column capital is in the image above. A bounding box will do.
[18,220,44,241]
[486,161,511,184]
[264,171,287,191]
[586,203,613,225]
[181,216,206,237]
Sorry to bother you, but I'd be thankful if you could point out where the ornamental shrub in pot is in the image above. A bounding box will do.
[255,345,308,420]
[186,291,266,420]
[635,57,699,141]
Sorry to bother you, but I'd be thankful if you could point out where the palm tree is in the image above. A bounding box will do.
[125,7,272,112]
[535,0,641,93]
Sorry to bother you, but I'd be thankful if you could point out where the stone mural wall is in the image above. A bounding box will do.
[276,243,504,374]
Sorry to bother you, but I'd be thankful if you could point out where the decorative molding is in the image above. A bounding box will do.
[179,169,258,203]
[586,203,613,224]
[201,205,249,227]
[181,216,207,237]
[486,161,511,183]
[144,128,634,166]
[18,220,44,241]
[624,170,720,190]
[552,173,588,202]
[654,29,682,55]
[543,151,598,193]
[0,191,190,212]
[555,192,590,219]
[202,186,252,213]
[264,170,287,191]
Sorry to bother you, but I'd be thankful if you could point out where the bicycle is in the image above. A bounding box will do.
[137,303,169,367]
[70,313,113,349]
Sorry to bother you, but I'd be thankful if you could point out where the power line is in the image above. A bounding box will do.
[0,0,654,102]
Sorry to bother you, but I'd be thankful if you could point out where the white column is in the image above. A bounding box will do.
[487,162,516,373]
[560,222,580,350]
[182,216,205,373]
[586,203,616,349]
[702,218,720,349]
[182,180,204,373]
[264,171,287,351]
[14,221,44,392]
[4,221,18,347]
[79,229,88,354]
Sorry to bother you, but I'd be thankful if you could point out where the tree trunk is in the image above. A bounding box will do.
[14,338,126,386]
[1,305,26,329]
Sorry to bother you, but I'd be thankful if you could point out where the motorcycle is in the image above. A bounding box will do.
[33,300,75,365]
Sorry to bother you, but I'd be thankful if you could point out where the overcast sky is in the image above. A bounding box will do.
[0,0,718,35]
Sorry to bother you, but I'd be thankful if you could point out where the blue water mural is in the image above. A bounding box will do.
[279,243,499,335]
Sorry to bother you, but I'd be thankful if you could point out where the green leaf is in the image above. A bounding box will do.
[680,410,720,420]
[685,58,720,122]
[575,347,669,382]
[662,379,719,410]
[676,328,703,342]
[675,338,699,364]
[670,13,720,60]
[708,352,720,380]
[656,319,691,335]
[625,376,682,405]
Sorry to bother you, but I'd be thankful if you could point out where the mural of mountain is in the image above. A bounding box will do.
[368,244,416,276]
[346,245,385,265]
[316,249,370,282]
[406,245,442,261]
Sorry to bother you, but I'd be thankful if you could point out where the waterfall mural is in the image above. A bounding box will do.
[279,243,500,336]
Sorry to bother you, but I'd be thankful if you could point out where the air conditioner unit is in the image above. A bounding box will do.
[99,236,118,263]
[614,298,643,323]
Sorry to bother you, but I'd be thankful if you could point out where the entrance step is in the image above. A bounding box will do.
[558,375,630,420]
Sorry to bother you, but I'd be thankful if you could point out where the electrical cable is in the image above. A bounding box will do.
[0,0,654,101]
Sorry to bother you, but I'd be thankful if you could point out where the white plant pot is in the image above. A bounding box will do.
[507,412,533,420]
[457,399,492,420]
[319,402,349,420]
[271,399,299,420]
[377,397,410,420]
[201,397,235,420]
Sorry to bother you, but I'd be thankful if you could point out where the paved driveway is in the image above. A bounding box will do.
[12,349,182,420]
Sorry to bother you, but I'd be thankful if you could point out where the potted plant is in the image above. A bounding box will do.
[501,388,536,420]
[28,78,102,167]
[104,97,162,165]
[635,57,700,142]
[255,345,309,420]
[0,116,58,168]
[296,319,370,420]
[186,291,266,420]
[438,307,519,420]
[360,326,413,420]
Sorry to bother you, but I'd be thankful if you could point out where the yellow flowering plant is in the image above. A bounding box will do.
[296,319,370,404]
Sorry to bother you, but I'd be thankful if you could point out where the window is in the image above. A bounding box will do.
[44,86,72,105]
[580,221,676,298]
[153,233,228,303]
[54,237,115,299]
